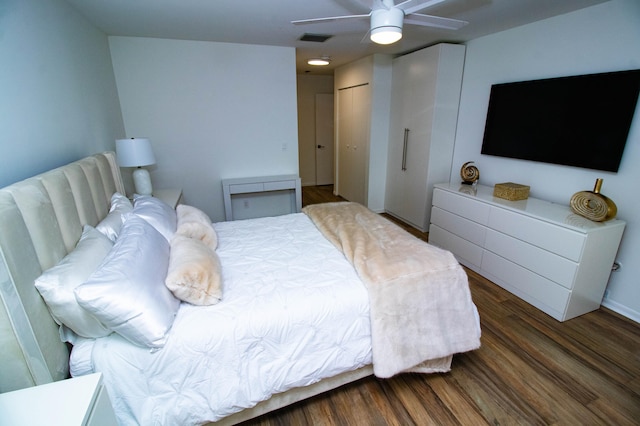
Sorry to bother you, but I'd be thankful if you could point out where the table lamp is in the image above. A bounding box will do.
[115,138,156,196]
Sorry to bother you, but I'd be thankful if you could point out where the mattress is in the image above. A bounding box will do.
[70,213,372,425]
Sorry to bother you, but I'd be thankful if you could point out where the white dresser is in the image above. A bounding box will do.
[429,183,625,321]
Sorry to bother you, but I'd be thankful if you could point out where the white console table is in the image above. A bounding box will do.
[222,175,301,221]
[429,182,625,321]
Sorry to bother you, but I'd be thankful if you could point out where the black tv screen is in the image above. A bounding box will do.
[481,69,640,172]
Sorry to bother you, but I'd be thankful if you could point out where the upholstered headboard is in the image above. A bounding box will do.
[0,152,125,392]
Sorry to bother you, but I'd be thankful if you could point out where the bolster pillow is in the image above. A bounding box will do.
[165,235,222,306]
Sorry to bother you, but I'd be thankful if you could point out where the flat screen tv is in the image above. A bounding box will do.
[481,69,640,172]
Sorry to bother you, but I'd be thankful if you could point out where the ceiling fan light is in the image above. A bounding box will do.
[370,7,404,45]
[308,57,330,66]
[370,27,402,44]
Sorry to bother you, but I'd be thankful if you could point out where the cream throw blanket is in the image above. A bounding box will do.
[303,202,481,378]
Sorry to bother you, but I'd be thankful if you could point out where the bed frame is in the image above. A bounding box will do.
[0,152,371,423]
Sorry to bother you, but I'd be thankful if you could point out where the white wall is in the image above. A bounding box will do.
[297,74,334,186]
[454,0,640,321]
[109,37,299,221]
[0,0,124,187]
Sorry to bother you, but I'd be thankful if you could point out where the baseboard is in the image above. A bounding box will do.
[601,298,640,324]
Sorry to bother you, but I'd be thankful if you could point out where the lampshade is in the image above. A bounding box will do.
[115,138,156,167]
[370,7,403,45]
[116,138,156,196]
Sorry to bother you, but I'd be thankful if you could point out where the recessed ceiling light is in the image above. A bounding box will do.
[308,57,330,66]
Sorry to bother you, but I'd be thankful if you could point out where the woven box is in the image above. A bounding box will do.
[493,182,530,201]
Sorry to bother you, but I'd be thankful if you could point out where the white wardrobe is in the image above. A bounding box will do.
[385,43,465,231]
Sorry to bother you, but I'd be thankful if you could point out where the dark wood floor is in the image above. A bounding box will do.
[241,185,640,425]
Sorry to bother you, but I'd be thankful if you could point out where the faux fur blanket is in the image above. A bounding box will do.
[303,202,481,378]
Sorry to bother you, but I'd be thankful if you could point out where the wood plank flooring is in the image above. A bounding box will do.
[240,185,640,425]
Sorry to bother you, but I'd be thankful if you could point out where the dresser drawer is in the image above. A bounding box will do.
[429,225,483,270]
[430,206,487,246]
[432,188,491,225]
[487,207,585,261]
[484,229,579,289]
[481,251,570,319]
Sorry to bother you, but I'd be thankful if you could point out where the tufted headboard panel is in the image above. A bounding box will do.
[0,152,124,392]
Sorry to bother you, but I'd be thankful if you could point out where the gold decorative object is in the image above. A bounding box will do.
[570,178,617,222]
[493,182,530,201]
[460,161,480,185]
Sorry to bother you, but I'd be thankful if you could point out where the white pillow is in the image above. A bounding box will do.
[166,235,222,306]
[96,192,133,242]
[34,225,112,339]
[74,215,180,348]
[132,194,177,241]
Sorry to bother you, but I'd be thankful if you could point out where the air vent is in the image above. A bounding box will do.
[299,33,333,43]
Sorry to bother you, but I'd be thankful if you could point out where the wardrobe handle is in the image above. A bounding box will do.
[401,128,409,171]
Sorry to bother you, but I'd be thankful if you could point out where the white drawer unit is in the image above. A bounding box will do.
[429,183,626,321]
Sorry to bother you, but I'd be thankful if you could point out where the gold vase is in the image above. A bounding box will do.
[569,178,617,222]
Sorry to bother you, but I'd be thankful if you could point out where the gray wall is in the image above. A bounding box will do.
[0,0,124,187]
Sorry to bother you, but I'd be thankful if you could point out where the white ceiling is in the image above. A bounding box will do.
[64,0,609,75]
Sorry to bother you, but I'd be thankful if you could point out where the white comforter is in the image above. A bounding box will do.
[70,213,372,425]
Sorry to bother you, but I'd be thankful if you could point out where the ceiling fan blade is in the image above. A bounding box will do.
[404,13,468,30]
[397,0,448,15]
[292,13,371,25]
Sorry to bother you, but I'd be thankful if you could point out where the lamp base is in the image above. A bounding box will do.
[133,168,153,196]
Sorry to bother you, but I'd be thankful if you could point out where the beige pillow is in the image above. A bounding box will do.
[175,221,217,251]
[176,204,217,250]
[177,204,211,226]
[166,235,222,306]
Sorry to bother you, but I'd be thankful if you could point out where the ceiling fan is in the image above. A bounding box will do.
[292,0,468,45]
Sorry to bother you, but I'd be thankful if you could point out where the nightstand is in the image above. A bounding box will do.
[154,188,183,209]
[0,373,118,425]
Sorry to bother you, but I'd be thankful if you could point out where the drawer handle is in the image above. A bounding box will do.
[402,128,409,171]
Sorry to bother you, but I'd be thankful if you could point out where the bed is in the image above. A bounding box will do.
[0,152,481,425]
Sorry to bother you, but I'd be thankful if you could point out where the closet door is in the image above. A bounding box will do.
[385,56,409,219]
[384,44,465,231]
[401,51,436,228]
[336,84,370,205]
[386,51,432,229]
